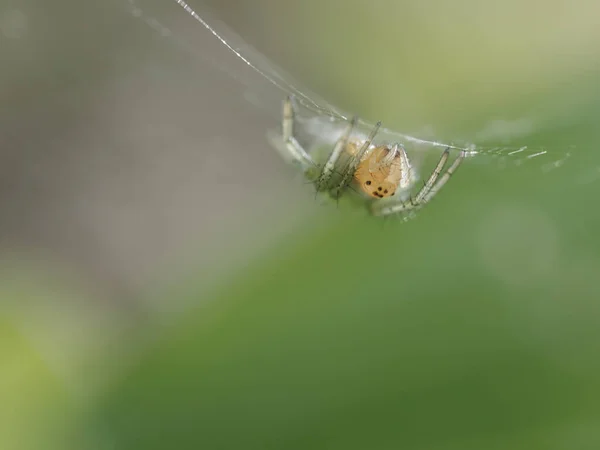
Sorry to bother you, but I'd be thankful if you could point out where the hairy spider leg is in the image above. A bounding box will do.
[282,95,316,167]
[422,151,466,203]
[331,121,381,199]
[380,143,401,166]
[413,147,450,204]
[367,143,400,174]
[315,116,358,191]
[371,150,466,217]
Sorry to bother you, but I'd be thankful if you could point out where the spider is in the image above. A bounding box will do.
[277,95,466,217]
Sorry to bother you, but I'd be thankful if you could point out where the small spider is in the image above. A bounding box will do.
[278,95,466,217]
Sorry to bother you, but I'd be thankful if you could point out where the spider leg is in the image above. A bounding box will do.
[422,150,466,203]
[413,147,450,204]
[331,121,381,198]
[281,95,316,167]
[368,143,400,173]
[380,143,401,167]
[315,115,358,191]
[371,150,466,217]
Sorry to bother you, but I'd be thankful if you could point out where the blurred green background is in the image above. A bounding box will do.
[1,0,600,449]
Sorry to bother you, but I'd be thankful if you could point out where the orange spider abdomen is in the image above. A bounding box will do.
[353,146,404,198]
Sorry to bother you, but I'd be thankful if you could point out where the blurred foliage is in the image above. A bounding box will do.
[89,209,600,449]
[0,316,73,450]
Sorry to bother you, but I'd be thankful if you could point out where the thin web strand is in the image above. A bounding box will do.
[126,0,569,164]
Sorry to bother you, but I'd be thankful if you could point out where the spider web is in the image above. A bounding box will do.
[124,0,575,174]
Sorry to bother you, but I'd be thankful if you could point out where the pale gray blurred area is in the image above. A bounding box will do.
[0,0,317,309]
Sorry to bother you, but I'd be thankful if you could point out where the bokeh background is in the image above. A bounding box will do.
[2,0,600,449]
